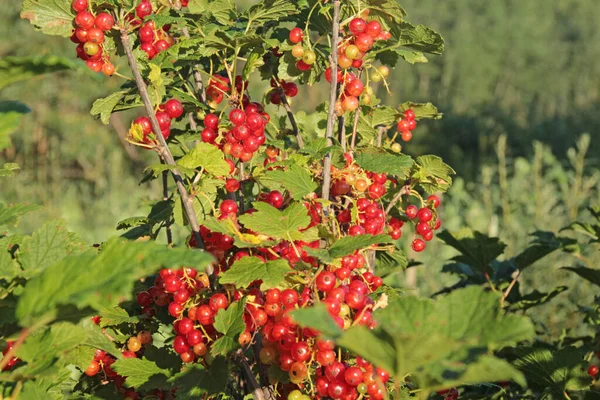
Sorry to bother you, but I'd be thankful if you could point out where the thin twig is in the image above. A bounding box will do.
[338,114,346,151]
[500,270,521,307]
[236,350,265,400]
[321,0,341,206]
[385,184,410,214]
[120,29,205,251]
[253,336,276,400]
[162,162,173,246]
[376,125,385,147]
[281,94,304,148]
[182,27,207,104]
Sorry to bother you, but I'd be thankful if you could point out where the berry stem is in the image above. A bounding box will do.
[281,91,304,148]
[384,184,411,215]
[161,161,173,246]
[500,270,521,307]
[321,0,341,207]
[236,349,266,400]
[119,29,206,252]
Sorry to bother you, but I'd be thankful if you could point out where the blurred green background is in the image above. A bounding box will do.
[1,0,599,335]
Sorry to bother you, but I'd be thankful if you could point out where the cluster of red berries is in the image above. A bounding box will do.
[257,267,388,400]
[339,16,391,69]
[132,98,184,144]
[69,0,115,75]
[1,341,19,371]
[397,109,418,142]
[84,331,171,400]
[206,75,230,105]
[406,196,441,252]
[136,0,175,60]
[287,27,317,71]
[268,79,299,105]
[201,102,270,162]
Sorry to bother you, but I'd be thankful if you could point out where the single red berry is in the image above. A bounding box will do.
[349,18,367,35]
[289,27,303,44]
[588,364,599,378]
[427,194,440,208]
[365,20,382,38]
[204,113,219,130]
[403,109,416,120]
[87,27,104,44]
[417,207,433,222]
[72,0,88,12]
[165,99,184,119]
[315,271,336,292]
[412,238,426,252]
[75,11,95,29]
[220,199,238,216]
[95,12,114,31]
[266,190,284,209]
[405,205,418,219]
[136,0,153,19]
[225,178,240,192]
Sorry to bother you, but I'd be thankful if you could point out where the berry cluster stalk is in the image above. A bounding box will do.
[119,29,206,252]
[321,0,341,208]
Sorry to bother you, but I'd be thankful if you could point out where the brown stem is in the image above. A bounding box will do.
[321,0,341,206]
[236,351,265,400]
[182,27,207,104]
[385,184,410,214]
[253,336,276,400]
[281,94,304,148]
[0,328,28,371]
[162,163,173,246]
[500,270,521,307]
[338,114,345,151]
[120,29,205,251]
[376,125,385,147]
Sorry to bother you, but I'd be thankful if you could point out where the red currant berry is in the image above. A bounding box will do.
[405,205,418,219]
[72,0,88,12]
[219,199,238,216]
[136,1,153,19]
[412,238,426,252]
[349,18,367,35]
[289,27,303,44]
[165,99,184,119]
[95,12,114,31]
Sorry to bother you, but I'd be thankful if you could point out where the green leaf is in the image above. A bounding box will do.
[112,358,172,388]
[245,0,300,30]
[398,102,442,120]
[262,164,318,200]
[0,55,76,90]
[17,322,87,376]
[238,202,310,241]
[16,239,213,326]
[513,231,561,271]
[354,147,413,179]
[376,286,535,349]
[306,234,393,263]
[188,0,237,26]
[0,237,20,281]
[178,142,230,176]
[397,22,444,54]
[375,249,408,277]
[0,203,40,227]
[219,256,291,290]
[81,319,122,359]
[212,300,246,356]
[169,357,229,398]
[90,91,127,125]
[508,286,568,312]
[512,346,592,395]
[396,49,429,64]
[19,220,86,278]
[412,155,455,193]
[63,345,95,370]
[437,229,505,275]
[0,101,31,151]
[562,265,600,287]
[371,106,400,127]
[0,163,20,178]
[290,303,343,339]
[242,51,265,81]
[21,0,73,36]
[99,307,141,327]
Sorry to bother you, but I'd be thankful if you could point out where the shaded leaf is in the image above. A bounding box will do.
[290,303,343,339]
[0,203,40,227]
[562,265,600,287]
[438,229,506,275]
[168,357,229,398]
